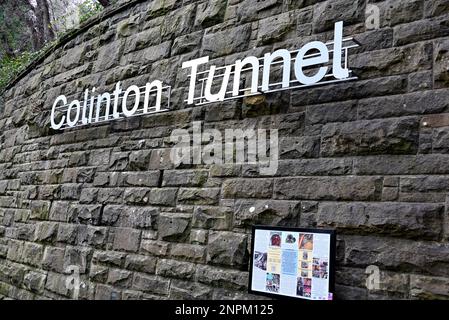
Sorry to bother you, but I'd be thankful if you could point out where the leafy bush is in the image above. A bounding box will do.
[0,51,39,92]
[79,0,104,24]
[0,0,115,93]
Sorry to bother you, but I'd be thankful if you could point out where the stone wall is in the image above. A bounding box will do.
[1,0,449,300]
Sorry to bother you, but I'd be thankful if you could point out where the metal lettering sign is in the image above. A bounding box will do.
[50,21,359,130]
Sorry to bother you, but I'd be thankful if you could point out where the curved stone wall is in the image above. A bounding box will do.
[1,0,449,300]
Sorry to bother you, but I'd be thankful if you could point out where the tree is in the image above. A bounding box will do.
[0,0,27,58]
[0,0,110,60]
[0,0,56,58]
[34,0,56,48]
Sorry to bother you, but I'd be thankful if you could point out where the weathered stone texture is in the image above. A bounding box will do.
[1,0,449,301]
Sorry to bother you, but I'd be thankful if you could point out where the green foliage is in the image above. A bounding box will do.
[0,51,39,92]
[0,0,118,93]
[0,1,33,57]
[79,0,104,24]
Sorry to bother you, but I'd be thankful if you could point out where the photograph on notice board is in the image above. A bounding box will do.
[298,233,314,250]
[254,251,267,271]
[266,273,280,293]
[300,270,311,278]
[297,277,312,298]
[285,234,296,244]
[270,232,282,247]
[313,258,329,279]
[302,251,309,260]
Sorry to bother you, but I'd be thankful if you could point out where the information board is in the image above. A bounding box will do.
[249,226,336,300]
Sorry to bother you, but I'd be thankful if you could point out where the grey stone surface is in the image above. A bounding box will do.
[156,259,196,280]
[274,176,382,201]
[202,24,252,58]
[192,206,232,230]
[207,231,248,267]
[157,212,191,241]
[1,0,449,301]
[317,202,443,240]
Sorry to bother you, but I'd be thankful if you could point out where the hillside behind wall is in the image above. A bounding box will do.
[1,0,449,300]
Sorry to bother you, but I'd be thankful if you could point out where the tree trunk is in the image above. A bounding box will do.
[0,0,58,57]
[35,0,55,45]
[20,0,42,51]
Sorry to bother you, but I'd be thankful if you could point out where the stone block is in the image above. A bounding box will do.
[148,188,178,206]
[172,31,203,56]
[63,246,92,274]
[207,231,248,267]
[92,250,126,268]
[119,171,160,187]
[434,39,449,89]
[156,259,196,280]
[393,17,449,46]
[94,41,122,72]
[125,41,172,65]
[169,280,213,300]
[30,201,51,220]
[42,246,65,272]
[178,188,220,205]
[141,240,169,257]
[94,284,121,300]
[49,201,73,222]
[158,212,191,241]
[132,273,170,296]
[385,0,424,26]
[410,274,449,299]
[321,118,420,157]
[222,179,273,199]
[86,226,108,247]
[35,222,58,242]
[161,4,196,39]
[343,235,449,277]
[350,43,432,78]
[89,264,108,283]
[56,223,78,245]
[425,0,449,18]
[274,176,382,201]
[162,170,208,187]
[202,24,252,58]
[234,200,300,227]
[23,271,46,294]
[317,202,443,240]
[272,159,352,177]
[112,228,141,252]
[190,229,208,245]
[196,264,248,290]
[125,254,157,274]
[45,272,69,297]
[257,11,295,45]
[107,269,133,288]
[70,204,102,225]
[195,0,227,28]
[22,242,43,267]
[6,240,24,263]
[192,206,232,230]
[102,205,156,228]
[170,243,206,263]
[313,0,364,33]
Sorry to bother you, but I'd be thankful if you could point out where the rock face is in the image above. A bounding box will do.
[1,0,449,301]
[48,0,84,33]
